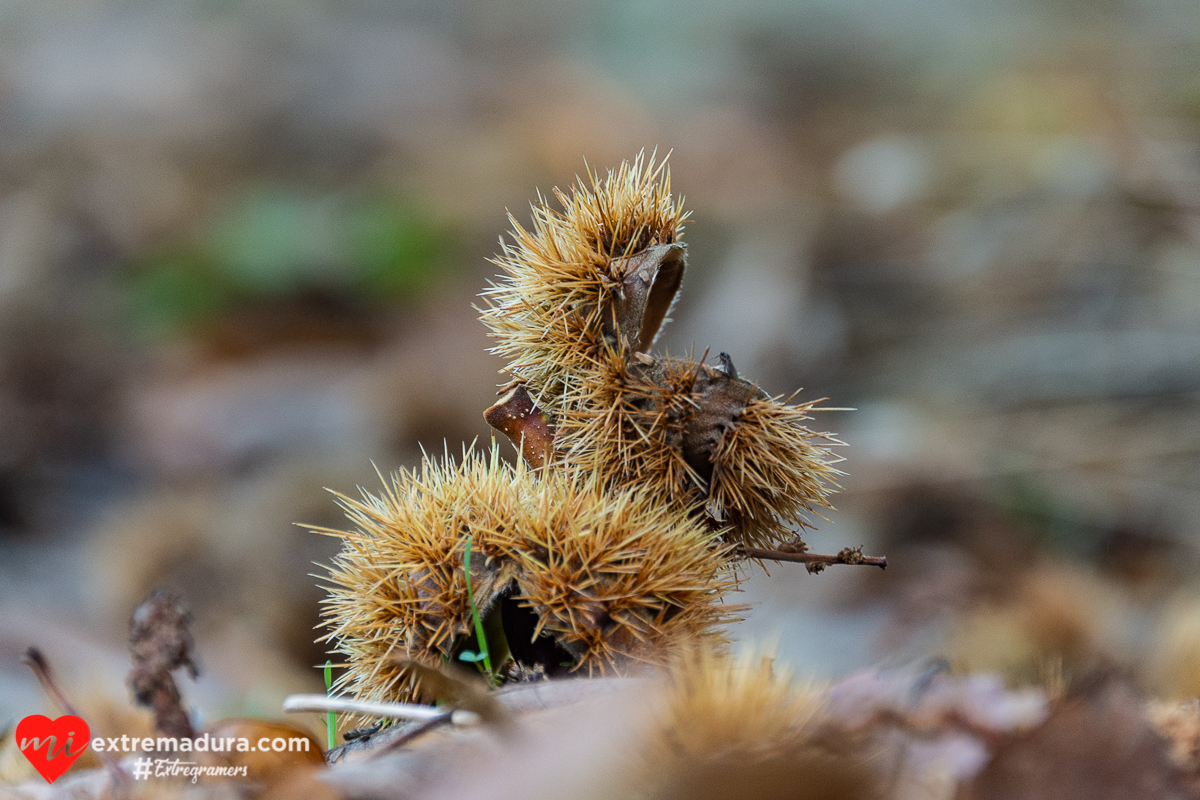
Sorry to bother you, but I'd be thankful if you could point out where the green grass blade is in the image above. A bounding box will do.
[463,537,495,681]
[324,660,336,750]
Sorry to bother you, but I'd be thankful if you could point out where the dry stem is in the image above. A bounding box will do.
[736,545,887,573]
[24,647,130,792]
[283,694,480,726]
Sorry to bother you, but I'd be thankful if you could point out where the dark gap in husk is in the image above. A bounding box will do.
[498,587,577,677]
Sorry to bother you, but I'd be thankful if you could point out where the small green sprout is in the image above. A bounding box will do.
[458,537,496,684]
[323,660,336,750]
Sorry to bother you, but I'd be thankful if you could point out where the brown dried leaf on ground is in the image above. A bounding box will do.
[1148,700,1200,795]
[963,679,1195,800]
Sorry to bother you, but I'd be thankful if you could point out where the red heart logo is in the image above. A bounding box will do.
[15,714,90,784]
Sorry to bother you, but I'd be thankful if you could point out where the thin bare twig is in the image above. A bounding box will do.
[23,648,82,719]
[736,545,887,573]
[24,647,130,793]
[282,693,481,726]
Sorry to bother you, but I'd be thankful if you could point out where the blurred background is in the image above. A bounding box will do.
[3,0,1200,759]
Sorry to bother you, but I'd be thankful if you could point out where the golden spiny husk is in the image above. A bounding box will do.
[479,151,686,409]
[708,390,845,549]
[555,351,705,505]
[555,349,845,550]
[657,647,823,759]
[316,445,740,704]
[314,446,520,705]
[643,649,881,800]
[494,474,742,676]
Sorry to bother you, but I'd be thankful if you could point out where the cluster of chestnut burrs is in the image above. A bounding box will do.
[317,154,884,708]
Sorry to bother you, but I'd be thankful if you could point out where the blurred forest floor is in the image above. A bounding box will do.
[4,0,1200,791]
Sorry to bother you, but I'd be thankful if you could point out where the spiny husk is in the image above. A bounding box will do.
[555,350,844,550]
[314,446,521,706]
[479,151,686,409]
[316,445,740,705]
[555,351,706,504]
[657,647,824,759]
[494,474,743,677]
[709,390,845,550]
[643,649,881,800]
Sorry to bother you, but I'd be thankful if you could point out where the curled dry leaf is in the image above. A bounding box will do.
[483,384,554,469]
[965,680,1191,800]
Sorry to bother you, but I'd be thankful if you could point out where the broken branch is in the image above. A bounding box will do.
[24,647,130,791]
[736,545,887,573]
[22,647,83,719]
[282,694,480,727]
